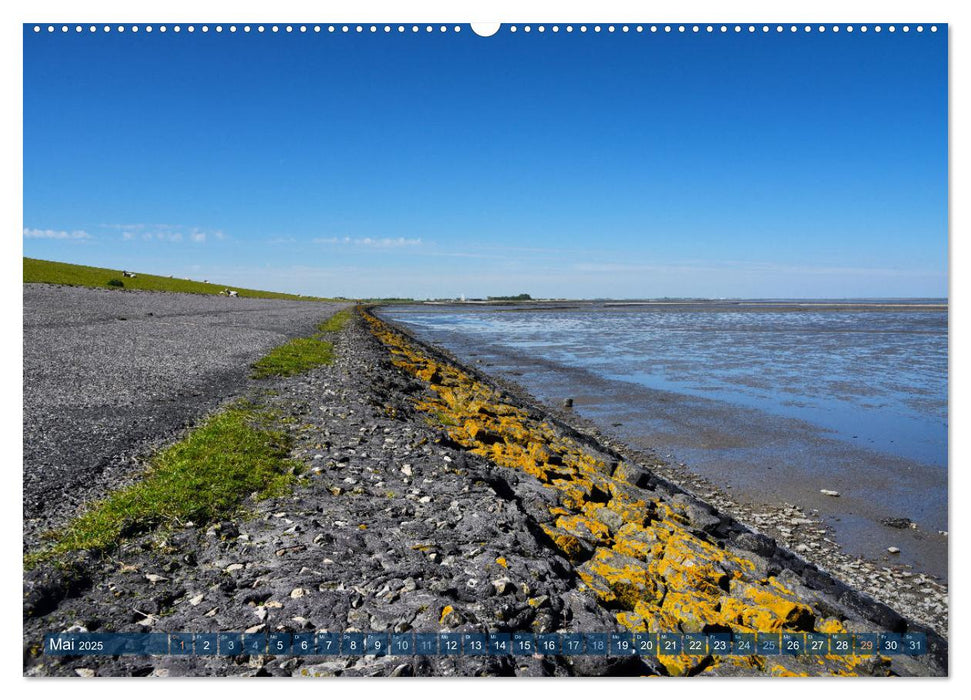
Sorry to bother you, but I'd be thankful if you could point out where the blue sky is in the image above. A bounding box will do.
[23,24,947,299]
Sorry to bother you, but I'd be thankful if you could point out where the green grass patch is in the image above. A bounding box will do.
[251,337,335,378]
[24,257,333,301]
[250,309,352,378]
[317,309,351,333]
[25,404,296,569]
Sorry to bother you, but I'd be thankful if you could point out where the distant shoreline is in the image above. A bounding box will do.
[408,299,948,312]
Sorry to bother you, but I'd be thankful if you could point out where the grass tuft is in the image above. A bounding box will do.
[251,309,351,378]
[25,404,296,569]
[251,337,335,378]
[317,309,351,333]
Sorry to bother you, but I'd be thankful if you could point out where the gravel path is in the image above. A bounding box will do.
[23,284,347,544]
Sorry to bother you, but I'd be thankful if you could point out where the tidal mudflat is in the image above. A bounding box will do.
[380,301,948,582]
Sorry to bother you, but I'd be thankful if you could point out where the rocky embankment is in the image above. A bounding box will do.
[23,309,946,677]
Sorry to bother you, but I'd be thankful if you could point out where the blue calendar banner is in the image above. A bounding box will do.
[366,633,390,656]
[169,633,194,655]
[879,633,903,655]
[391,633,414,655]
[512,632,535,655]
[415,633,438,655]
[708,633,731,655]
[635,633,658,656]
[781,632,805,656]
[268,633,291,655]
[217,633,242,655]
[732,633,756,656]
[41,631,931,657]
[830,634,853,655]
[902,632,928,656]
[292,633,316,655]
[757,633,780,656]
[195,634,218,655]
[561,633,585,655]
[684,633,708,656]
[806,633,829,655]
[855,633,878,656]
[609,633,636,656]
[341,633,365,655]
[463,633,488,656]
[243,633,266,655]
[537,634,561,655]
[584,633,608,655]
[658,633,682,655]
[44,633,169,656]
[316,633,341,655]
[488,633,511,656]
[439,633,462,655]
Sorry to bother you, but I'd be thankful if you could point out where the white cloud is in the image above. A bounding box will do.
[23,228,91,240]
[313,236,422,248]
[140,231,183,242]
[107,224,224,244]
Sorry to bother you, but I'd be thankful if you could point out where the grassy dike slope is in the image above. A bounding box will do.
[24,257,331,301]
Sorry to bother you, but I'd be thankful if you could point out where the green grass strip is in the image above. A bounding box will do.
[25,404,296,569]
[24,257,333,301]
[251,337,335,378]
[317,309,352,333]
[250,309,351,378]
